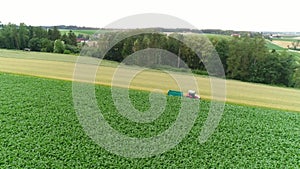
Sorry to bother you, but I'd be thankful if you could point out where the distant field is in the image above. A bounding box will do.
[204,33,233,40]
[271,36,300,50]
[0,49,299,112]
[273,38,294,42]
[272,40,291,49]
[285,36,300,40]
[59,29,108,35]
[267,40,300,61]
[265,40,285,50]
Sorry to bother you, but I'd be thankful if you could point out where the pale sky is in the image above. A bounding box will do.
[1,0,299,32]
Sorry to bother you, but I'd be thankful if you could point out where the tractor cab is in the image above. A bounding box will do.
[185,90,200,99]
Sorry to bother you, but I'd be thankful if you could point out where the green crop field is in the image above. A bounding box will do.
[0,73,299,168]
[273,36,299,42]
[204,33,233,40]
[265,40,285,50]
[272,38,294,42]
[59,29,108,36]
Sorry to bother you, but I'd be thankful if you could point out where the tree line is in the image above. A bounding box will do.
[0,22,299,88]
[82,31,299,88]
[0,22,82,54]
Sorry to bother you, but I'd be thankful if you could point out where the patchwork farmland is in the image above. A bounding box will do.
[0,49,299,168]
[0,49,299,112]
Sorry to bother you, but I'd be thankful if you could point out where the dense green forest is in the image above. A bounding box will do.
[0,22,299,88]
[82,31,300,88]
[0,23,85,54]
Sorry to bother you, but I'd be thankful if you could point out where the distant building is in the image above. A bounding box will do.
[76,38,88,43]
[231,34,241,38]
[270,34,282,38]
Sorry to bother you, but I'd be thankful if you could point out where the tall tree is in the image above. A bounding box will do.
[0,23,19,49]
[67,30,77,46]
[53,39,65,53]
[49,26,61,41]
[227,36,268,81]
[61,33,70,45]
[41,38,54,52]
[18,23,29,49]
[28,38,42,51]
[32,26,48,39]
[210,37,229,72]
[292,66,300,88]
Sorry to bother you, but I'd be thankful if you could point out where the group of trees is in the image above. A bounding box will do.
[0,23,80,54]
[223,37,297,87]
[82,31,299,88]
[0,22,298,88]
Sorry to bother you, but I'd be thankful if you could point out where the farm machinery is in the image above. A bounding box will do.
[167,89,200,99]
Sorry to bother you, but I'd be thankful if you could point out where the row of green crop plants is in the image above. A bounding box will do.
[82,31,300,88]
[0,23,89,54]
[1,73,299,168]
